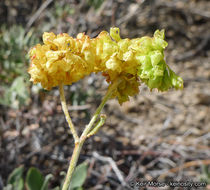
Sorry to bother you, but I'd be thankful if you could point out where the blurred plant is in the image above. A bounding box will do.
[88,0,104,9]
[0,25,39,108]
[69,87,89,106]
[3,163,88,190]
[40,2,75,33]
[0,76,30,109]
[28,27,183,189]
[200,165,210,184]
[55,2,75,18]
[0,25,39,83]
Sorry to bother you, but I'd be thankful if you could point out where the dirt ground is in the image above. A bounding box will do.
[0,0,210,189]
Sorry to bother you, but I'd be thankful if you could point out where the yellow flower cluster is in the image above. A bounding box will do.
[28,27,183,104]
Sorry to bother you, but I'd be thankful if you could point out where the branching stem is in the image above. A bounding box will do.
[61,78,122,190]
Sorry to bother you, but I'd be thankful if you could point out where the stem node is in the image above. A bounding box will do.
[61,78,122,190]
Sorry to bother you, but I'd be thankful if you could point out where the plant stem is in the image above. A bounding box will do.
[80,78,122,140]
[61,141,83,190]
[61,78,122,190]
[87,114,106,138]
[59,83,79,143]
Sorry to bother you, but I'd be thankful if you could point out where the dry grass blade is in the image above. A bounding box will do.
[26,0,54,29]
[93,151,126,187]
[158,159,210,180]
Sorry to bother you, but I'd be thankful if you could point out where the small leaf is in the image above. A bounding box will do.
[8,166,24,185]
[75,187,83,190]
[3,184,13,190]
[14,178,24,190]
[41,174,53,190]
[26,167,44,190]
[69,162,88,189]
[60,171,66,188]
[52,187,60,190]
[204,165,210,178]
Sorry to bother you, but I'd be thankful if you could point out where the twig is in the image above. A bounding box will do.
[68,104,91,111]
[158,159,210,180]
[112,110,143,125]
[93,151,126,186]
[175,35,210,61]
[157,136,210,151]
[116,4,140,26]
[26,0,54,29]
[23,136,67,162]
[158,2,210,19]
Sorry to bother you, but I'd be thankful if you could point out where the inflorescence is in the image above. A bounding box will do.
[28,27,183,104]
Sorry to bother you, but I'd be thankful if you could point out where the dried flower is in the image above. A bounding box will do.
[28,27,183,103]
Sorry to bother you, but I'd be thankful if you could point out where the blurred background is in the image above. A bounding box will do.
[0,0,210,189]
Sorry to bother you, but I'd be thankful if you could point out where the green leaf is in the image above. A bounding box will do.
[7,166,24,190]
[3,184,13,190]
[75,187,83,190]
[0,76,30,108]
[203,165,210,178]
[41,174,53,190]
[59,171,66,189]
[69,162,88,190]
[14,178,24,190]
[52,187,60,190]
[88,0,104,9]
[26,167,44,190]
[10,77,28,98]
[7,166,24,185]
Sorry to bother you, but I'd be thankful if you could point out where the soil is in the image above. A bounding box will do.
[0,0,210,189]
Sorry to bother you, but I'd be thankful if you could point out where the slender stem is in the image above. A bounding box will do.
[62,142,83,190]
[59,83,79,143]
[61,78,122,190]
[80,78,122,141]
[87,114,106,138]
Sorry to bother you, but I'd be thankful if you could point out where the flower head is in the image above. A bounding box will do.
[28,28,183,103]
